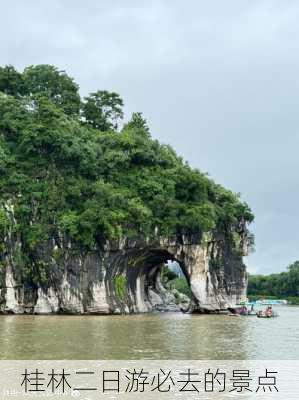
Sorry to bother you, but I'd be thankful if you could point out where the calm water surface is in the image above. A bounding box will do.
[0,306,298,359]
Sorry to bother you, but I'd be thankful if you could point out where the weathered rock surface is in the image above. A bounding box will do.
[0,217,249,314]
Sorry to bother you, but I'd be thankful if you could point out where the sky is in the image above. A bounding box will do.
[1,0,299,274]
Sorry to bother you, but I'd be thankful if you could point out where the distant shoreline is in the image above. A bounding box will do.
[248,295,299,305]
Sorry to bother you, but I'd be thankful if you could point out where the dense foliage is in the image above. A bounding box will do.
[0,64,254,252]
[161,266,191,298]
[248,261,299,303]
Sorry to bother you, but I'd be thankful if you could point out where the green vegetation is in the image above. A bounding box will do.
[0,64,254,259]
[161,266,191,297]
[168,277,191,297]
[114,275,127,301]
[248,261,299,304]
[161,266,178,282]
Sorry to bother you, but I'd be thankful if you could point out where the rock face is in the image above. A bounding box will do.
[0,211,250,314]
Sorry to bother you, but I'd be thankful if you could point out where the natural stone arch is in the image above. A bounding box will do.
[103,233,248,314]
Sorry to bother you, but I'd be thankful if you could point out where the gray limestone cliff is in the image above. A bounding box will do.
[0,205,250,314]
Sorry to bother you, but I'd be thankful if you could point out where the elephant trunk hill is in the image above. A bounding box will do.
[0,64,254,314]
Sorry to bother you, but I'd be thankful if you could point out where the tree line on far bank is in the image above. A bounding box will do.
[248,261,299,304]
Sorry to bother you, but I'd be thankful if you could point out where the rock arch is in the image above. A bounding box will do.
[104,233,247,314]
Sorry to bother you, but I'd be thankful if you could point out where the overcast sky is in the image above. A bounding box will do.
[1,1,299,274]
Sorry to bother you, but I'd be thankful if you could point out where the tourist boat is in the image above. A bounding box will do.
[256,310,279,318]
[240,299,287,306]
[227,306,256,316]
[255,299,287,306]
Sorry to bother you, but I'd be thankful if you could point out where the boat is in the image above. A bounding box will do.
[228,306,256,316]
[256,310,279,318]
[257,313,278,318]
[253,299,287,306]
[240,299,288,306]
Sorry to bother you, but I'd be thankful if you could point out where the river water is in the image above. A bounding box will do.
[0,306,298,359]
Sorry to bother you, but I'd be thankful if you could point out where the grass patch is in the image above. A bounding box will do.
[114,275,127,301]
